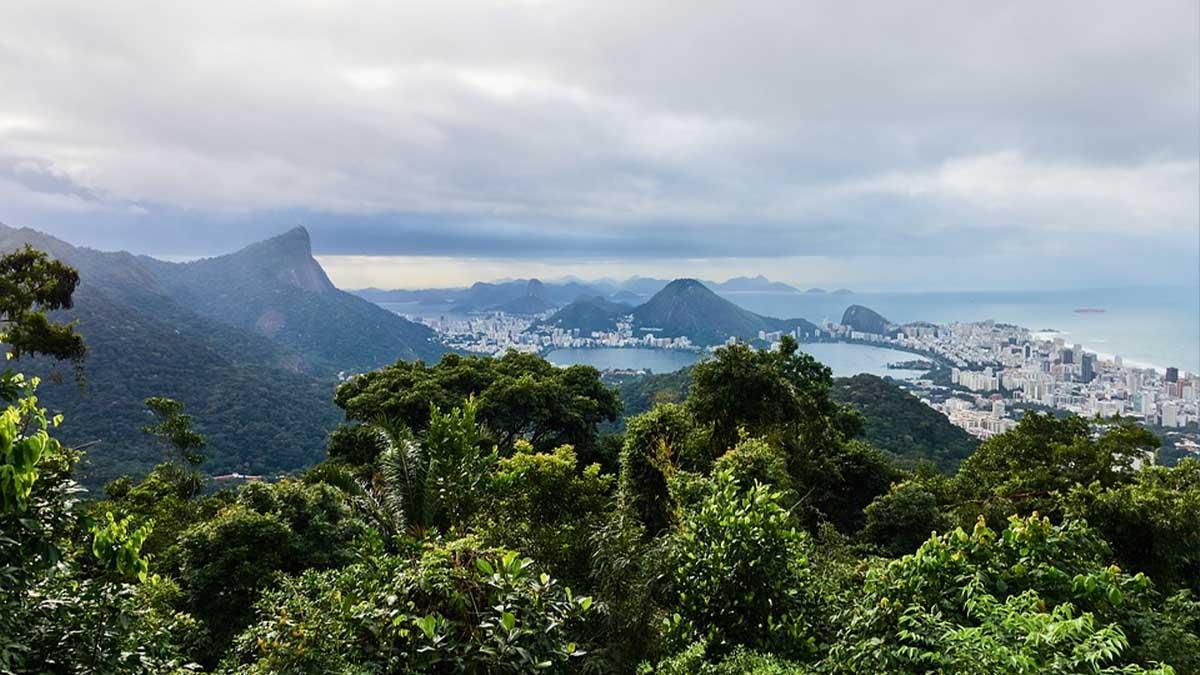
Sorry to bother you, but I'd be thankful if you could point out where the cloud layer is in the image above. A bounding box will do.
[1,0,1196,288]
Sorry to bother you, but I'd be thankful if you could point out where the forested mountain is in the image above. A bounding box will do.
[831,374,978,471]
[531,296,632,334]
[630,279,816,345]
[0,223,443,487]
[142,227,444,371]
[841,304,895,335]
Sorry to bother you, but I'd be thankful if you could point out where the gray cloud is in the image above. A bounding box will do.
[0,0,1196,287]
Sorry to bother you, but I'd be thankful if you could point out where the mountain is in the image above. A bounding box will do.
[495,279,555,315]
[532,296,632,335]
[631,279,815,346]
[805,287,827,294]
[841,304,895,335]
[832,288,854,295]
[708,275,798,293]
[352,278,605,313]
[0,223,445,488]
[142,227,443,372]
[608,289,644,304]
[831,374,977,471]
[618,276,672,296]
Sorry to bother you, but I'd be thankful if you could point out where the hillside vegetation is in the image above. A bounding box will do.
[0,224,442,486]
[3,247,1197,674]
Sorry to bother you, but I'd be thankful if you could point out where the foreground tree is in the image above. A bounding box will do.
[332,351,621,463]
[0,245,86,364]
[832,514,1197,672]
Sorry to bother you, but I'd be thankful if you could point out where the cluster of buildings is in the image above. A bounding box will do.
[405,310,697,355]
[818,318,1198,444]
[411,308,1198,457]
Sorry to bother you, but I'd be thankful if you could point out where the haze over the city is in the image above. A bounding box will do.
[1,1,1197,290]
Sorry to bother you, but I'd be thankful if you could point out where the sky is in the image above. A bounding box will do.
[0,1,1197,291]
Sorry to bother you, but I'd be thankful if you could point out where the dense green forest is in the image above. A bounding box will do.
[0,224,443,489]
[830,373,978,471]
[613,368,977,472]
[3,249,1198,673]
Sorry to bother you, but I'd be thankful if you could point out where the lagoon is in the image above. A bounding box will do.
[545,343,930,379]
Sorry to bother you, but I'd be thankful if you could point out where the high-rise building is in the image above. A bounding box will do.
[1161,402,1179,428]
[1165,367,1179,383]
[1080,353,1096,383]
[1061,348,1074,365]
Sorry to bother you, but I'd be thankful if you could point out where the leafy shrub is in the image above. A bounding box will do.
[661,470,819,660]
[229,538,594,673]
[478,442,613,586]
[831,514,1193,672]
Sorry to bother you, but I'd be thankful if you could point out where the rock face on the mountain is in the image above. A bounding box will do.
[146,226,444,371]
[631,279,814,346]
[0,223,355,487]
[841,304,894,335]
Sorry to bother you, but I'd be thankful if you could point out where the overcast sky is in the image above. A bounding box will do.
[1,1,1197,289]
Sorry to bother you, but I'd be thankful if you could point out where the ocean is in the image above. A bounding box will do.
[720,286,1200,374]
[382,284,1200,375]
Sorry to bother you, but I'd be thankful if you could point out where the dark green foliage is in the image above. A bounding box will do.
[142,396,207,466]
[0,228,421,488]
[334,350,621,460]
[1064,459,1200,595]
[324,422,382,465]
[229,539,594,673]
[860,477,955,556]
[479,442,613,586]
[952,413,1160,525]
[784,438,898,533]
[21,280,342,488]
[688,336,859,455]
[617,403,698,534]
[1,372,199,674]
[831,373,978,471]
[0,244,86,363]
[613,366,693,423]
[174,479,367,663]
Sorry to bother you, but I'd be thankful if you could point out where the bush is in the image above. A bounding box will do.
[661,470,819,660]
[229,538,594,673]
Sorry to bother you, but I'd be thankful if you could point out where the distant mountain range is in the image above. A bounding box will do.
[353,274,841,316]
[539,278,817,346]
[0,223,444,487]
